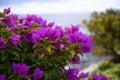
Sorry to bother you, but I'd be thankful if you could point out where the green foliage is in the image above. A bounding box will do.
[88,61,120,80]
[0,8,93,80]
[83,9,120,57]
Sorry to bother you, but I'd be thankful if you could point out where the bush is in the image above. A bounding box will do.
[0,8,108,80]
[88,61,120,80]
[83,9,120,58]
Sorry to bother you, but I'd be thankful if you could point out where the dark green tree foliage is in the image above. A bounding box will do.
[83,9,120,58]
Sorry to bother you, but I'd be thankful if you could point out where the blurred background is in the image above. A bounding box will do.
[1,0,120,33]
[0,0,120,79]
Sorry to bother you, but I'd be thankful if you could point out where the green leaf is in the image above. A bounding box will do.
[32,44,38,49]
[25,54,34,60]
[34,48,39,55]
[80,53,84,57]
[1,52,8,61]
[0,12,3,18]
[7,74,15,80]
[12,52,20,60]
[46,46,52,54]
[0,28,6,33]
[0,64,5,69]
[70,50,75,57]
[44,71,49,80]
[32,43,43,49]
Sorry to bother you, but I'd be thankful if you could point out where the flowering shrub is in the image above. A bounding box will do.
[0,8,108,80]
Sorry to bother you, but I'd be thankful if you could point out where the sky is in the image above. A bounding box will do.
[0,0,120,14]
[0,0,120,34]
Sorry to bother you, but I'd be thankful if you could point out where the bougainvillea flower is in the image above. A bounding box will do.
[8,34,21,46]
[61,68,80,80]
[47,22,55,27]
[65,25,79,33]
[1,14,18,31]
[0,74,6,80]
[40,20,47,27]
[23,33,32,43]
[69,55,80,64]
[3,7,10,14]
[33,67,44,79]
[92,73,108,80]
[79,72,89,78]
[12,62,30,76]
[0,38,6,49]
[67,32,92,53]
[55,25,65,37]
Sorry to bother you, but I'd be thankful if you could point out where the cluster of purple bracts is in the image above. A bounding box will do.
[0,8,108,80]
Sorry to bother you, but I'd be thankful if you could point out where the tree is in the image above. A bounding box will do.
[83,9,120,59]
